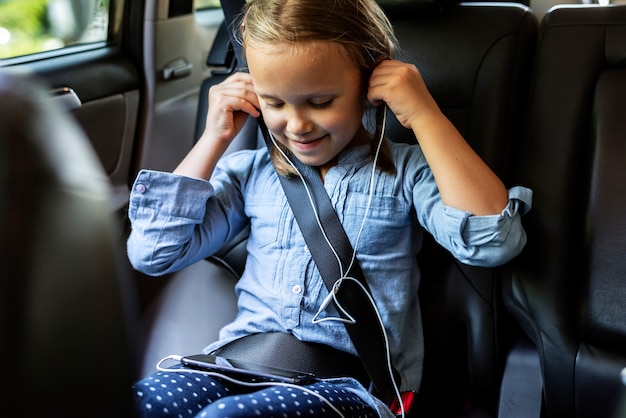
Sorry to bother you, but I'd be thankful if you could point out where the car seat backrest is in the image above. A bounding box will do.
[0,70,137,417]
[377,1,538,416]
[504,5,626,418]
[383,1,537,183]
[198,1,538,416]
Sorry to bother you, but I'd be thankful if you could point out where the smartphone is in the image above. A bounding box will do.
[180,354,317,385]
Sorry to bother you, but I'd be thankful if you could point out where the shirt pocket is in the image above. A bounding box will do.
[341,192,409,255]
[246,198,285,248]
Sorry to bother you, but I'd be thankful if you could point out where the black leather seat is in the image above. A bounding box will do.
[503,5,626,418]
[203,2,539,417]
[0,70,137,417]
[143,1,538,417]
[379,2,537,416]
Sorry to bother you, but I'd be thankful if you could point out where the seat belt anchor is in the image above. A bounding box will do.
[389,391,416,417]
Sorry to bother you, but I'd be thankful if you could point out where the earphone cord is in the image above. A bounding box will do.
[268,106,387,280]
[268,107,405,417]
[156,355,348,418]
[344,107,386,277]
[269,137,344,277]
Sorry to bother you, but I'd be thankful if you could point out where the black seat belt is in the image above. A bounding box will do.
[258,118,398,404]
[218,0,398,406]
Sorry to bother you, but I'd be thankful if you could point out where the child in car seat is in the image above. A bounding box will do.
[127,0,532,417]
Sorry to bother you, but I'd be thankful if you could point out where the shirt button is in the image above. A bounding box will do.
[303,245,309,253]
[135,183,146,193]
[292,285,302,294]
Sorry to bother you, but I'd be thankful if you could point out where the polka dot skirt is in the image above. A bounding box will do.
[133,368,378,418]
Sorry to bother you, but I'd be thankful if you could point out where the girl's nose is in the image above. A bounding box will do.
[286,109,313,137]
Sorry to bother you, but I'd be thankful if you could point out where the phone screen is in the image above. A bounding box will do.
[180,354,317,385]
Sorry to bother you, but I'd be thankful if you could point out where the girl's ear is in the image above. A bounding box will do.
[373,104,386,140]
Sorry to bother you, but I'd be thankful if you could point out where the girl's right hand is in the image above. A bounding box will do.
[203,72,261,147]
[173,73,260,180]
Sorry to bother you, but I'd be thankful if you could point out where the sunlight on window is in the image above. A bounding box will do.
[0,0,109,60]
[0,27,11,45]
[195,0,221,10]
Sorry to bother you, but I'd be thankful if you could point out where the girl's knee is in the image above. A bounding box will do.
[195,394,266,418]
[133,371,230,418]
[195,384,376,418]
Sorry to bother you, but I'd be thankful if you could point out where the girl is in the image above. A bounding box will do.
[127,0,532,417]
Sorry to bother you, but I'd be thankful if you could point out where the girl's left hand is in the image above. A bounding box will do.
[368,59,509,215]
[367,60,439,131]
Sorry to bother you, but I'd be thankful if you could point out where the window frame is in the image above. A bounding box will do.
[0,0,124,64]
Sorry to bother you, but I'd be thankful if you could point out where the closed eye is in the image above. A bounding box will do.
[310,99,334,109]
[263,101,284,109]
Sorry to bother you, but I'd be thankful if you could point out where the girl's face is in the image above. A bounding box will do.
[246,41,369,170]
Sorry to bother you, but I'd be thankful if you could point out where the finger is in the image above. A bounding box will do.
[367,61,400,104]
[221,93,260,118]
[210,82,260,117]
[366,81,387,107]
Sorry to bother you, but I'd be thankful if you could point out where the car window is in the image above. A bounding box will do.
[195,0,220,10]
[0,0,110,60]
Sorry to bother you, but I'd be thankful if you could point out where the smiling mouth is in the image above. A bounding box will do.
[290,135,327,151]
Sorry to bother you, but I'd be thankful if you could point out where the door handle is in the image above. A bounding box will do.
[50,87,82,111]
[163,58,193,80]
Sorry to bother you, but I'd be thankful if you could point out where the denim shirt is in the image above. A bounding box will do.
[127,140,532,393]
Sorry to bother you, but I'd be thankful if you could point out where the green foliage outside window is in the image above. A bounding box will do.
[0,0,52,58]
[195,0,221,9]
[0,0,219,60]
[0,0,109,59]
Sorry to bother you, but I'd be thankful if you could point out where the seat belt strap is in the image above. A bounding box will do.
[220,0,245,68]
[219,0,399,405]
[258,119,397,404]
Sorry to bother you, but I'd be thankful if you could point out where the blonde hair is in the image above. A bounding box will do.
[239,0,398,176]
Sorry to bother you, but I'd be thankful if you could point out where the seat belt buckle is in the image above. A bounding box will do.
[389,390,416,417]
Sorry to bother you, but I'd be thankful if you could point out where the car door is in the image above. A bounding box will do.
[133,0,227,175]
[0,0,226,229]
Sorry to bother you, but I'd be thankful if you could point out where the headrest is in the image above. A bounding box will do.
[378,0,449,16]
[0,69,135,415]
[378,0,530,17]
[0,70,110,196]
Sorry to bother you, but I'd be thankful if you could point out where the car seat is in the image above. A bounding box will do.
[502,5,626,418]
[0,70,138,417]
[141,0,538,417]
[379,2,537,416]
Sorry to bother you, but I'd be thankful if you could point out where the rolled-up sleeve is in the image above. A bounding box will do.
[127,170,223,275]
[127,150,264,276]
[427,186,533,267]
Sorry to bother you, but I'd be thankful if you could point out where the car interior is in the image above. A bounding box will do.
[1,0,625,417]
